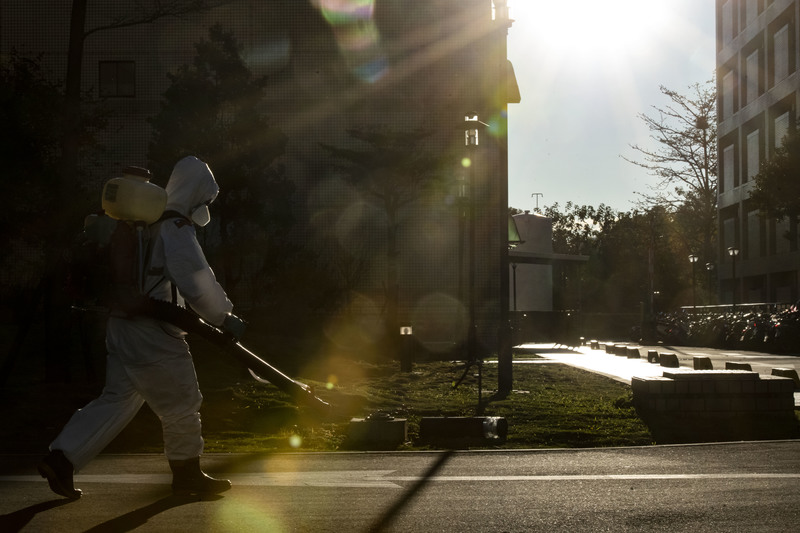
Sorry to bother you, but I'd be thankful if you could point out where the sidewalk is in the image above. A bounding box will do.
[514,342,800,407]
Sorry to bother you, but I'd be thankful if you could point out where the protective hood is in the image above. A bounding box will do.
[165,156,219,218]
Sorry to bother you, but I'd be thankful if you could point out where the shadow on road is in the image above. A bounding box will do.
[0,498,74,533]
[83,493,221,533]
[368,450,454,533]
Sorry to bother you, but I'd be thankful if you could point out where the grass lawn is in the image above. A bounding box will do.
[1,334,655,454]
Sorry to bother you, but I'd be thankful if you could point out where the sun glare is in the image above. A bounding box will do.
[520,0,669,64]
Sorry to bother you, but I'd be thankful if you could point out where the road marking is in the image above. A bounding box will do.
[384,473,800,482]
[4,472,799,488]
[0,471,399,489]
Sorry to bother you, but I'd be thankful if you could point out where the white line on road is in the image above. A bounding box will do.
[4,472,799,489]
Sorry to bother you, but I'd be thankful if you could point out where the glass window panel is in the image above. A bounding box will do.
[747,130,760,181]
[774,25,789,83]
[723,144,735,191]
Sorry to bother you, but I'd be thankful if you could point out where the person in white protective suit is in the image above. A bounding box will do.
[38,156,245,499]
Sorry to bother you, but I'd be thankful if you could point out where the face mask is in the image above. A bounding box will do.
[190,204,211,227]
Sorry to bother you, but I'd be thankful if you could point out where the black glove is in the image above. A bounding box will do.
[222,313,247,341]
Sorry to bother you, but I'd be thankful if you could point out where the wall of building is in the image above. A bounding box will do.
[716,0,800,304]
[1,1,516,353]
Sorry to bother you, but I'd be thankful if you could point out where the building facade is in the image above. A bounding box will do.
[716,0,800,304]
[1,1,519,357]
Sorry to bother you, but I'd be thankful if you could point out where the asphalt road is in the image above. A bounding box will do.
[1,442,799,532]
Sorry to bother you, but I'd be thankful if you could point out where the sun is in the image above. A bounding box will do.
[511,0,670,66]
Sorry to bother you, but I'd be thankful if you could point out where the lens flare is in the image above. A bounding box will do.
[312,0,387,83]
[326,374,338,390]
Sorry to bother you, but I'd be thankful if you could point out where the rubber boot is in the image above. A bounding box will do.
[169,457,231,496]
[38,449,82,499]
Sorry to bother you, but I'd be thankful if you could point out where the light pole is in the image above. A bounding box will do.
[689,254,698,311]
[452,114,483,410]
[465,114,480,366]
[727,246,739,308]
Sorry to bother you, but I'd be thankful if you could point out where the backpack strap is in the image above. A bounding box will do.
[144,210,192,303]
[158,210,191,225]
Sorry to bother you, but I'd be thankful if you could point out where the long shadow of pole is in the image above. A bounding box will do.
[368,450,455,533]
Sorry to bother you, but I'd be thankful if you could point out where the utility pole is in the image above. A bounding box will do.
[531,193,543,212]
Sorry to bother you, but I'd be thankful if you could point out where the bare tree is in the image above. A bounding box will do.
[623,79,717,262]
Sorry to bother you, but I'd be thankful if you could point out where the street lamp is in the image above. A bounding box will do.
[464,114,480,365]
[727,247,739,308]
[688,254,698,311]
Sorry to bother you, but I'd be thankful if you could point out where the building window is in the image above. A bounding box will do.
[99,61,135,97]
[723,144,735,192]
[722,70,735,119]
[746,129,760,182]
[774,111,790,148]
[745,49,760,104]
[722,0,735,45]
[744,0,759,28]
[773,24,790,84]
[723,216,738,253]
[747,210,761,259]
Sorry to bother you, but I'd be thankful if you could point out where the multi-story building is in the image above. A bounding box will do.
[1,2,519,367]
[716,0,800,304]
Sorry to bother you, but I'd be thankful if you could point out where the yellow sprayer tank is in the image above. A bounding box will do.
[101,167,167,224]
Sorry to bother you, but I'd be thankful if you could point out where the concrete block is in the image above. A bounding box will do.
[647,350,659,364]
[632,370,800,444]
[771,368,800,389]
[604,343,614,354]
[693,356,713,370]
[419,416,508,446]
[614,344,627,356]
[726,361,752,371]
[626,347,641,359]
[680,398,704,412]
[659,353,679,368]
[768,397,788,412]
[663,370,758,381]
[631,377,648,395]
[590,340,599,350]
[762,375,795,393]
[648,378,670,394]
[706,397,731,412]
[730,396,755,412]
[347,415,407,449]
[756,397,770,411]
[665,397,680,411]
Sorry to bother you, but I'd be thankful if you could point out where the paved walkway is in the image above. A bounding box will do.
[513,342,800,407]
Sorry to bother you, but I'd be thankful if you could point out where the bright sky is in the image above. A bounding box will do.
[506,0,716,213]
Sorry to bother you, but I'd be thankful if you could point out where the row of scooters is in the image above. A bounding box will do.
[652,305,800,354]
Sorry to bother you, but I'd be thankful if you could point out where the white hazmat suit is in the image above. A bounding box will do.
[50,156,233,472]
